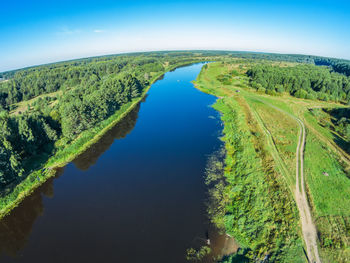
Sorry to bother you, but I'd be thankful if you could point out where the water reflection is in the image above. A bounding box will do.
[73,102,142,170]
[0,102,142,258]
[0,169,62,258]
[200,148,240,262]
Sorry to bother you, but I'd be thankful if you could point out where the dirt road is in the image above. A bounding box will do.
[295,117,321,263]
[250,96,321,262]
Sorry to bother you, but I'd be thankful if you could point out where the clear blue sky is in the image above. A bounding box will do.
[1,0,349,72]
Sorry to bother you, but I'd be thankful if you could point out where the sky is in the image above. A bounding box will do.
[1,0,349,72]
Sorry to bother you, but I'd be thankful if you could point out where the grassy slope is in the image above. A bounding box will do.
[195,62,350,262]
[0,60,203,220]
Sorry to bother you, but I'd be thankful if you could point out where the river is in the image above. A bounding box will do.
[0,63,237,263]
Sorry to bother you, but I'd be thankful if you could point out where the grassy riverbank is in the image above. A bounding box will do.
[195,64,304,262]
[195,61,350,262]
[204,97,304,262]
[0,61,203,220]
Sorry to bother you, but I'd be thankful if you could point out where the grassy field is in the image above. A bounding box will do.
[195,61,350,262]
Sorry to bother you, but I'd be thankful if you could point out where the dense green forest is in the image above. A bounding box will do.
[314,57,350,76]
[0,111,59,184]
[247,64,350,102]
[0,59,142,186]
[0,52,216,190]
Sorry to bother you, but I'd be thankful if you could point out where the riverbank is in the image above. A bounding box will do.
[194,63,305,262]
[0,61,204,220]
[197,61,350,262]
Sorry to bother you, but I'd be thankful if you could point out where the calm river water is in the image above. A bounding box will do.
[0,63,236,263]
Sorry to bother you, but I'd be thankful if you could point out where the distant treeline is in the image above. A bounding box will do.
[2,50,349,80]
[229,52,350,76]
[247,64,350,102]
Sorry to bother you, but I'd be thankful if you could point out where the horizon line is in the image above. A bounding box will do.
[1,49,349,74]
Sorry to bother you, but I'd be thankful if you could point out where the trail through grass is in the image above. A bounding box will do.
[196,61,350,262]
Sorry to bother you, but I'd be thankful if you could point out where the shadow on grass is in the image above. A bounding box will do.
[326,107,350,154]
[332,132,350,154]
[312,107,350,155]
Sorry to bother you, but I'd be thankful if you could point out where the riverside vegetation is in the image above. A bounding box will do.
[1,51,350,262]
[194,60,350,262]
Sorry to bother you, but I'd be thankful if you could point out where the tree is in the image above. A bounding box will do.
[294,89,308,99]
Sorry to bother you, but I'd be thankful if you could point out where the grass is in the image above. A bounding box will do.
[0,60,203,220]
[218,98,303,262]
[196,61,350,262]
[302,123,350,262]
[304,131,350,217]
[198,63,305,262]
[10,90,63,115]
[304,110,350,171]
[316,216,350,262]
[244,96,298,186]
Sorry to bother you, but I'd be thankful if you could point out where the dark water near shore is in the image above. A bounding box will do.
[0,63,237,263]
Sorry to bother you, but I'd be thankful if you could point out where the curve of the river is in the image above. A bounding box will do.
[0,63,237,263]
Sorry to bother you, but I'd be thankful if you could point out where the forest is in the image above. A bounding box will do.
[229,52,350,76]
[0,52,215,191]
[246,64,350,102]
